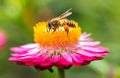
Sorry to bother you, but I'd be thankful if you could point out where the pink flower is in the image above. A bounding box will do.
[9,21,108,71]
[0,30,7,50]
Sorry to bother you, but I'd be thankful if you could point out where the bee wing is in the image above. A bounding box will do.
[59,8,72,19]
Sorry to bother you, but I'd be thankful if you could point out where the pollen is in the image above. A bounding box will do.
[34,22,81,47]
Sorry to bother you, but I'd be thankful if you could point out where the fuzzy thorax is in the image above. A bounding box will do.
[34,22,81,47]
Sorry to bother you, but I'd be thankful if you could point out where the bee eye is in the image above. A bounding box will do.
[48,22,51,27]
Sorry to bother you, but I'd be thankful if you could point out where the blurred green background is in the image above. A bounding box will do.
[0,0,120,78]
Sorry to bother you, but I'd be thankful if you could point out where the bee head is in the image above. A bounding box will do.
[51,20,58,26]
[48,20,58,26]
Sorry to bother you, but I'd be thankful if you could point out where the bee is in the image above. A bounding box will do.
[47,8,76,34]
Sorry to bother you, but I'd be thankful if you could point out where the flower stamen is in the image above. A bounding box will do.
[34,22,81,47]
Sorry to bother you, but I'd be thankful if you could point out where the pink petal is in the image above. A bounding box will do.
[40,59,52,67]
[47,50,54,55]
[11,53,36,57]
[76,49,108,57]
[81,46,109,52]
[81,60,91,65]
[33,55,48,63]
[37,49,47,56]
[51,55,60,63]
[71,53,83,63]
[34,64,52,71]
[18,56,35,59]
[10,43,38,53]
[79,41,100,46]
[21,43,39,48]
[70,53,83,66]
[62,52,73,63]
[8,57,18,61]
[10,47,29,53]
[25,61,36,66]
[80,32,91,40]
[59,57,71,66]
[80,55,96,60]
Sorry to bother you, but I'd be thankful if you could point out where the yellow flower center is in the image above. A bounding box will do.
[34,22,81,47]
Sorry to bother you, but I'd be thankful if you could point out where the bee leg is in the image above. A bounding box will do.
[64,26,69,35]
[65,29,69,35]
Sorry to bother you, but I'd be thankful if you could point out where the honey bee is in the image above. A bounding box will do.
[47,8,76,33]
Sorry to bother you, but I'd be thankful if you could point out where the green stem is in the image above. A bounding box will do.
[58,68,65,78]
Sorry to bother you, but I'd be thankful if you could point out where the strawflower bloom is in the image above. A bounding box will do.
[9,21,109,71]
[0,30,7,50]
